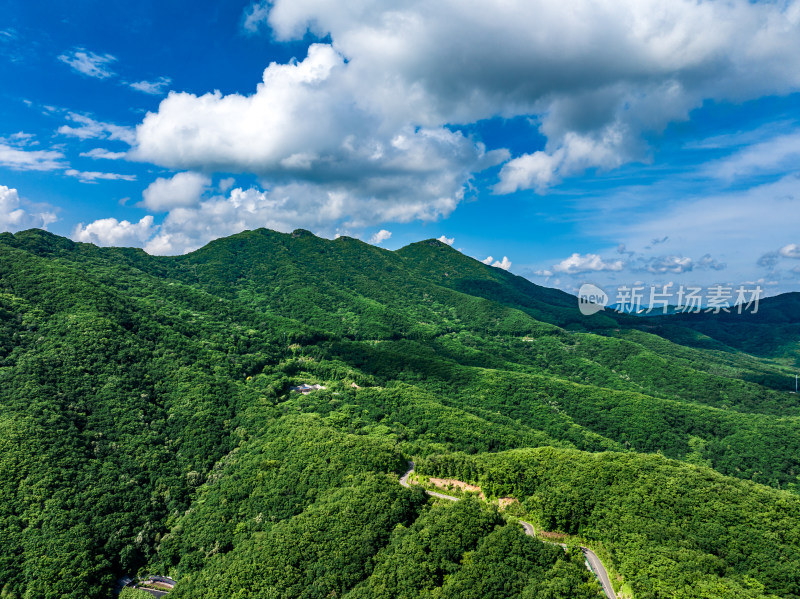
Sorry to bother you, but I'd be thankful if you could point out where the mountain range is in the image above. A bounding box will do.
[1,228,799,599]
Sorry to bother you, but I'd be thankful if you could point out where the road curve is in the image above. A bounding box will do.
[400,463,617,599]
[399,463,414,488]
[401,462,458,501]
[518,519,536,537]
[583,548,617,599]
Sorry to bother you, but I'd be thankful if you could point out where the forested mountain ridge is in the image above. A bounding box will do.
[1,227,799,599]
[648,291,800,361]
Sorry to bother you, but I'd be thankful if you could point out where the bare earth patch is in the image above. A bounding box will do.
[498,497,518,510]
[539,531,569,540]
[428,477,485,499]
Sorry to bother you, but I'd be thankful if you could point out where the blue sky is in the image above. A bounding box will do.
[2,0,800,298]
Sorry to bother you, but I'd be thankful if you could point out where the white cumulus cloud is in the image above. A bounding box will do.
[553,253,625,275]
[141,172,211,212]
[136,183,462,255]
[437,235,454,246]
[79,0,800,250]
[369,229,392,245]
[481,255,512,270]
[253,0,800,194]
[73,215,156,247]
[491,256,512,270]
[0,185,57,232]
[0,132,36,146]
[143,187,300,254]
[129,42,506,229]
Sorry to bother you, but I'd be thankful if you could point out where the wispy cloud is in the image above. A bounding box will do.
[0,131,37,147]
[0,143,65,171]
[129,76,172,95]
[647,236,669,248]
[58,113,135,145]
[563,171,800,295]
[0,124,134,182]
[58,48,117,79]
[0,28,24,63]
[65,169,136,183]
[685,121,795,150]
[696,254,727,271]
[80,148,127,160]
[242,1,270,34]
[701,130,800,181]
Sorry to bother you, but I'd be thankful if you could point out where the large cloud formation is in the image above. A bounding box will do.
[120,0,800,252]
[137,0,800,184]
[132,43,507,227]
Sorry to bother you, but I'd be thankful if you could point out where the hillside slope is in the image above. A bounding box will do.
[1,228,798,599]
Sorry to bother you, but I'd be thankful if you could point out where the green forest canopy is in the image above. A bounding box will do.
[1,227,799,598]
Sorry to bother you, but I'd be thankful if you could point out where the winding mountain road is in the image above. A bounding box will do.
[583,547,617,599]
[400,463,617,599]
[400,465,458,502]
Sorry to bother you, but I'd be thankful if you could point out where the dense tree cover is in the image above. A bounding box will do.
[1,228,799,597]
[290,381,597,455]
[418,449,800,598]
[157,414,409,578]
[648,292,800,362]
[169,473,424,599]
[439,527,600,599]
[321,338,800,487]
[0,242,290,597]
[347,499,600,599]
